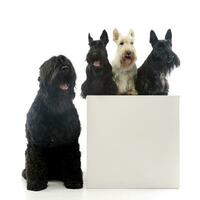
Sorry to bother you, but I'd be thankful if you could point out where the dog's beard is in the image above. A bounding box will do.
[93,60,101,67]
[87,57,103,69]
[89,59,106,72]
[48,81,71,95]
[56,81,71,94]
[89,59,109,77]
[50,70,72,93]
[172,54,180,67]
[159,53,180,75]
[120,52,136,68]
[87,51,107,69]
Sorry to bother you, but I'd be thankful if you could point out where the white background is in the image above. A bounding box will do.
[0,0,199,199]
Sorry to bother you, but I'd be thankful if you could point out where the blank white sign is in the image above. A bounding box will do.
[87,96,179,189]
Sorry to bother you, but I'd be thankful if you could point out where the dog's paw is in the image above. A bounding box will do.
[27,181,48,191]
[64,181,83,189]
[127,89,138,95]
[132,90,138,95]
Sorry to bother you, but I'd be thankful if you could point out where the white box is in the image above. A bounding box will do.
[87,96,179,189]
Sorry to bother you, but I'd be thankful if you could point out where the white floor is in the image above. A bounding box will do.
[14,174,197,200]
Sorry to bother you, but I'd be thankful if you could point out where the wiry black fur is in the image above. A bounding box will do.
[136,29,180,95]
[22,55,83,191]
[81,30,118,98]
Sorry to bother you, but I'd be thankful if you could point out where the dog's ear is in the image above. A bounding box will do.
[88,33,93,46]
[100,30,109,45]
[165,29,172,42]
[128,29,134,38]
[150,30,158,46]
[113,28,120,42]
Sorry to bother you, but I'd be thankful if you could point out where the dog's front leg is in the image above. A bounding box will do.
[127,80,138,95]
[25,145,48,191]
[61,142,83,189]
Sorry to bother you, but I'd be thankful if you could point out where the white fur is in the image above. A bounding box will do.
[112,28,137,95]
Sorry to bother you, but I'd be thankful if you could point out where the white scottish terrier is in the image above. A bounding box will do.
[112,28,137,95]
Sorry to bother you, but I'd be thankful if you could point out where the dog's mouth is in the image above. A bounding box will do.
[93,60,101,68]
[59,83,69,91]
[125,55,132,60]
[123,54,133,66]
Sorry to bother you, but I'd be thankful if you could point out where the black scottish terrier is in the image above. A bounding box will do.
[136,29,180,95]
[22,55,83,191]
[81,30,118,98]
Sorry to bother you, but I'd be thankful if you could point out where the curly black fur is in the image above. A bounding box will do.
[81,30,118,98]
[136,29,180,95]
[22,55,83,191]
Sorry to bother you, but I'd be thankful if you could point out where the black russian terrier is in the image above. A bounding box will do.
[81,30,118,98]
[136,29,180,95]
[22,55,83,191]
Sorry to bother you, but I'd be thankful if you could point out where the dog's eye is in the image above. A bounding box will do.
[61,65,68,71]
[120,42,124,46]
[130,42,133,45]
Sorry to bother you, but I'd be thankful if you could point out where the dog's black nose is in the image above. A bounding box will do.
[126,51,131,55]
[92,52,99,59]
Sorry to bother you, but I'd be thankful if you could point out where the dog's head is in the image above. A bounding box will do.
[86,30,109,71]
[38,55,76,99]
[113,28,137,68]
[149,29,180,74]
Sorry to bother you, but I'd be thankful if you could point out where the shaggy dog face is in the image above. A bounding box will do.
[136,29,180,95]
[112,28,137,95]
[39,55,76,100]
[81,30,118,98]
[149,29,180,75]
[113,28,137,68]
[23,55,83,191]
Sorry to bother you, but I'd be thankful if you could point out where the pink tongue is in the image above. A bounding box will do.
[125,58,132,65]
[93,60,101,67]
[59,84,68,90]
